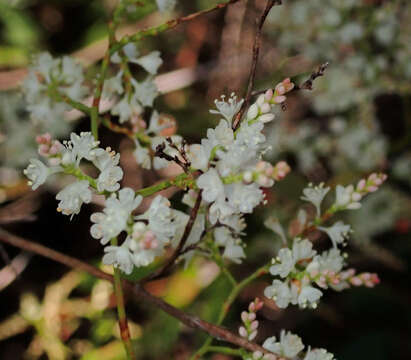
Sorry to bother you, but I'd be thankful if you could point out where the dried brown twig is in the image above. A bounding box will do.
[232,0,282,130]
[0,227,278,357]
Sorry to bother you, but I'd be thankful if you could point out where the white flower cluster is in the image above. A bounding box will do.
[262,331,335,360]
[23,53,87,127]
[245,330,334,360]
[24,131,123,216]
[194,82,292,227]
[264,176,385,309]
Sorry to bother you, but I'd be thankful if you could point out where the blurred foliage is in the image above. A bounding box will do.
[0,0,410,359]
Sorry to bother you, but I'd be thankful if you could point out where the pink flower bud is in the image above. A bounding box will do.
[239,326,248,338]
[241,311,249,323]
[265,89,274,101]
[251,320,259,330]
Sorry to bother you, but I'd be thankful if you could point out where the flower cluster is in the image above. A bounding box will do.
[23,53,87,127]
[239,298,264,341]
[264,175,385,309]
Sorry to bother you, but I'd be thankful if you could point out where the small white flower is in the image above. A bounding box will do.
[298,284,322,307]
[263,331,304,358]
[214,119,234,147]
[135,51,163,75]
[264,216,287,244]
[111,96,142,124]
[270,248,294,278]
[264,279,292,308]
[24,159,50,190]
[209,93,244,123]
[214,227,245,263]
[97,164,123,192]
[197,168,225,203]
[132,77,158,107]
[292,238,316,262]
[69,132,99,165]
[103,244,134,274]
[187,144,209,172]
[226,183,263,214]
[318,221,351,248]
[335,185,361,210]
[56,180,92,217]
[134,141,152,169]
[304,348,335,360]
[90,188,142,244]
[301,183,330,217]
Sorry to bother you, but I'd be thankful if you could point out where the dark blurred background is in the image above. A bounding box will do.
[0,0,410,359]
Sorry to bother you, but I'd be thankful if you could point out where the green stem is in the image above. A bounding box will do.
[190,263,270,359]
[209,238,237,287]
[206,345,243,357]
[111,238,135,360]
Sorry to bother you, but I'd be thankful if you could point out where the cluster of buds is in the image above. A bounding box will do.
[130,222,158,251]
[309,268,380,290]
[356,173,388,195]
[272,78,295,104]
[243,161,291,187]
[36,133,63,165]
[335,172,387,210]
[239,298,264,341]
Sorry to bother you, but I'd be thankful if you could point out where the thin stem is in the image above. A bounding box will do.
[233,0,281,130]
[207,345,243,356]
[191,263,270,359]
[110,0,242,55]
[0,228,278,357]
[111,238,135,360]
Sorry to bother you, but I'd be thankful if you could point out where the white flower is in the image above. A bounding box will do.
[135,51,163,75]
[209,199,235,224]
[263,331,304,358]
[103,244,134,274]
[90,188,142,244]
[132,77,158,107]
[214,119,234,147]
[304,348,335,360]
[318,221,351,248]
[68,132,99,166]
[335,185,361,210]
[235,121,265,150]
[56,180,92,217]
[134,141,152,169]
[298,284,322,308]
[292,238,316,262]
[156,0,177,13]
[197,168,225,203]
[214,227,245,263]
[270,248,294,278]
[301,183,330,217]
[102,71,124,100]
[265,217,287,244]
[140,195,180,243]
[209,93,244,123]
[111,96,142,124]
[91,148,124,193]
[226,183,263,214]
[187,144,209,172]
[264,279,292,308]
[24,159,50,190]
[97,164,123,192]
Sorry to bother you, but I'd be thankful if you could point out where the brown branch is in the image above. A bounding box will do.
[294,62,329,91]
[141,190,203,282]
[0,227,278,357]
[232,0,282,130]
[250,61,330,99]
